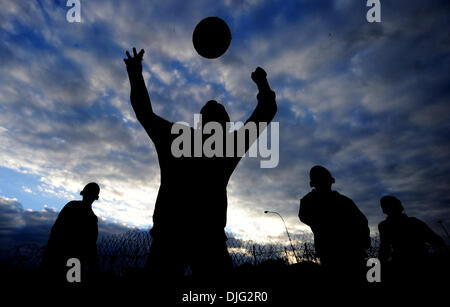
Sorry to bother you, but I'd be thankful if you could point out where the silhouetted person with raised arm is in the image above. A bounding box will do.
[299,166,370,285]
[41,182,100,287]
[378,195,445,285]
[124,48,277,283]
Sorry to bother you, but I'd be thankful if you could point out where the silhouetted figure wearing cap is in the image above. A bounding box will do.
[124,48,277,283]
[41,183,100,287]
[299,166,370,285]
[378,195,445,285]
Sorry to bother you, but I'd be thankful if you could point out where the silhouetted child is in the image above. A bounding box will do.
[124,48,277,284]
[378,195,445,285]
[41,182,100,287]
[299,166,370,285]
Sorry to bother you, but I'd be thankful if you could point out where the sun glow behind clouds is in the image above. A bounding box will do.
[39,170,161,228]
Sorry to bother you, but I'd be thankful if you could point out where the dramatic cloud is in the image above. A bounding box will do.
[0,0,449,246]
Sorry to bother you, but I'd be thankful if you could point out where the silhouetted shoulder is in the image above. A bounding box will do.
[407,216,425,225]
[144,114,174,141]
[405,216,430,231]
[378,219,388,228]
[62,200,81,209]
[332,191,353,204]
[334,192,365,214]
[59,200,82,215]
[299,191,316,210]
[300,191,315,204]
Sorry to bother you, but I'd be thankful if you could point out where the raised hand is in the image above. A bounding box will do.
[124,47,145,75]
[251,67,267,84]
[251,67,270,92]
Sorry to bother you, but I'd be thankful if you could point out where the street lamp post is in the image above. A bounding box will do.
[264,210,299,263]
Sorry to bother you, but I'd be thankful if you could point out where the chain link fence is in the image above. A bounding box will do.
[1,230,382,277]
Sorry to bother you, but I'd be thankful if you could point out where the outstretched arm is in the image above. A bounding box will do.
[233,67,277,157]
[124,48,170,142]
[247,67,277,125]
[124,48,153,123]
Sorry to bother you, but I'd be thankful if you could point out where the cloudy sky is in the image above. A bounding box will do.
[1,0,449,248]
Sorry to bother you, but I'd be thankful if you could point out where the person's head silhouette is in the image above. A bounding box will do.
[80,182,100,205]
[200,100,230,128]
[309,165,335,193]
[380,195,404,217]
